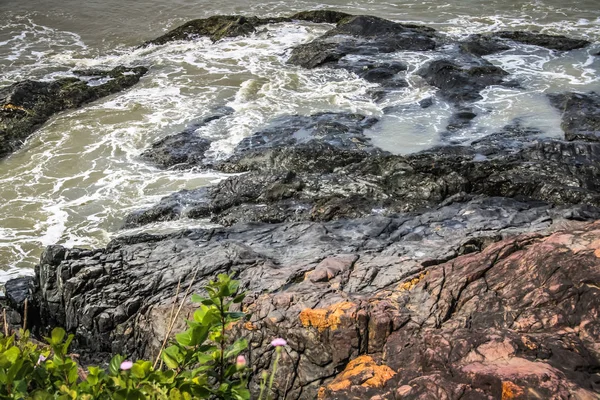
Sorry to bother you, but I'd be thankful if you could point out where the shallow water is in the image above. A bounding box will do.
[0,0,599,282]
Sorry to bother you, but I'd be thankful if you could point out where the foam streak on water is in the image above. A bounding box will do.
[0,0,599,282]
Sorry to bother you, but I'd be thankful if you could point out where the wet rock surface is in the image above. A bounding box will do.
[140,106,233,169]
[495,30,590,51]
[416,59,510,104]
[143,10,352,46]
[126,119,600,229]
[287,15,437,100]
[549,91,600,142]
[287,15,438,70]
[460,31,589,56]
[31,204,600,398]
[0,66,148,159]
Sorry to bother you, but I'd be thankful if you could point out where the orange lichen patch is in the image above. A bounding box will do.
[520,336,537,351]
[502,381,524,399]
[594,248,600,258]
[224,321,236,331]
[244,321,257,331]
[2,104,29,113]
[318,355,396,398]
[397,272,428,292]
[299,302,356,332]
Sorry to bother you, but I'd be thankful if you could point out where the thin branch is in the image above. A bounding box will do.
[153,269,199,369]
[3,308,8,336]
[157,278,181,370]
[23,298,28,331]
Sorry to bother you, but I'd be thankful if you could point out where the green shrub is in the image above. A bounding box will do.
[0,274,254,400]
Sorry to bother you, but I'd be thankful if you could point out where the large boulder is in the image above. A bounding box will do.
[142,10,352,46]
[287,15,438,69]
[29,208,600,398]
[0,66,148,159]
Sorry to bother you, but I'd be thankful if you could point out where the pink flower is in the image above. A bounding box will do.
[271,338,287,347]
[236,355,247,369]
[120,360,133,370]
[36,354,47,365]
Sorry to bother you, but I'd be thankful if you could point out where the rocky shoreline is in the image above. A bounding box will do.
[2,10,600,399]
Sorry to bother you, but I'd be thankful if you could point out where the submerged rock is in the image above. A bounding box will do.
[0,66,148,159]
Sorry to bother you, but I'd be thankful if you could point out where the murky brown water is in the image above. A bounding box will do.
[1,0,599,282]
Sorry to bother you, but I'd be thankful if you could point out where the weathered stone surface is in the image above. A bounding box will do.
[29,207,600,398]
[0,66,148,158]
[459,31,589,56]
[289,10,352,24]
[10,11,600,399]
[549,91,600,142]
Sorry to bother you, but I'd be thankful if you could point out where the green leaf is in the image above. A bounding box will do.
[175,331,192,347]
[162,346,182,369]
[87,374,98,385]
[51,328,66,345]
[190,294,209,304]
[67,364,79,384]
[232,386,251,400]
[62,334,74,354]
[109,354,124,375]
[232,292,246,304]
[131,363,145,379]
[3,346,20,363]
[224,339,248,359]
[225,312,246,322]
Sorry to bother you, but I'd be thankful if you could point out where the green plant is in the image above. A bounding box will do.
[0,273,251,400]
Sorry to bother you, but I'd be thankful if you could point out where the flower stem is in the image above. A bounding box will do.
[267,347,282,400]
[258,372,267,400]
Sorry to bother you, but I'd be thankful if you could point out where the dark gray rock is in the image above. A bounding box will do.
[416,59,509,104]
[125,119,600,229]
[140,107,233,169]
[0,66,148,159]
[445,108,477,132]
[549,91,600,142]
[496,30,590,51]
[142,11,352,46]
[287,15,438,70]
[460,34,511,56]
